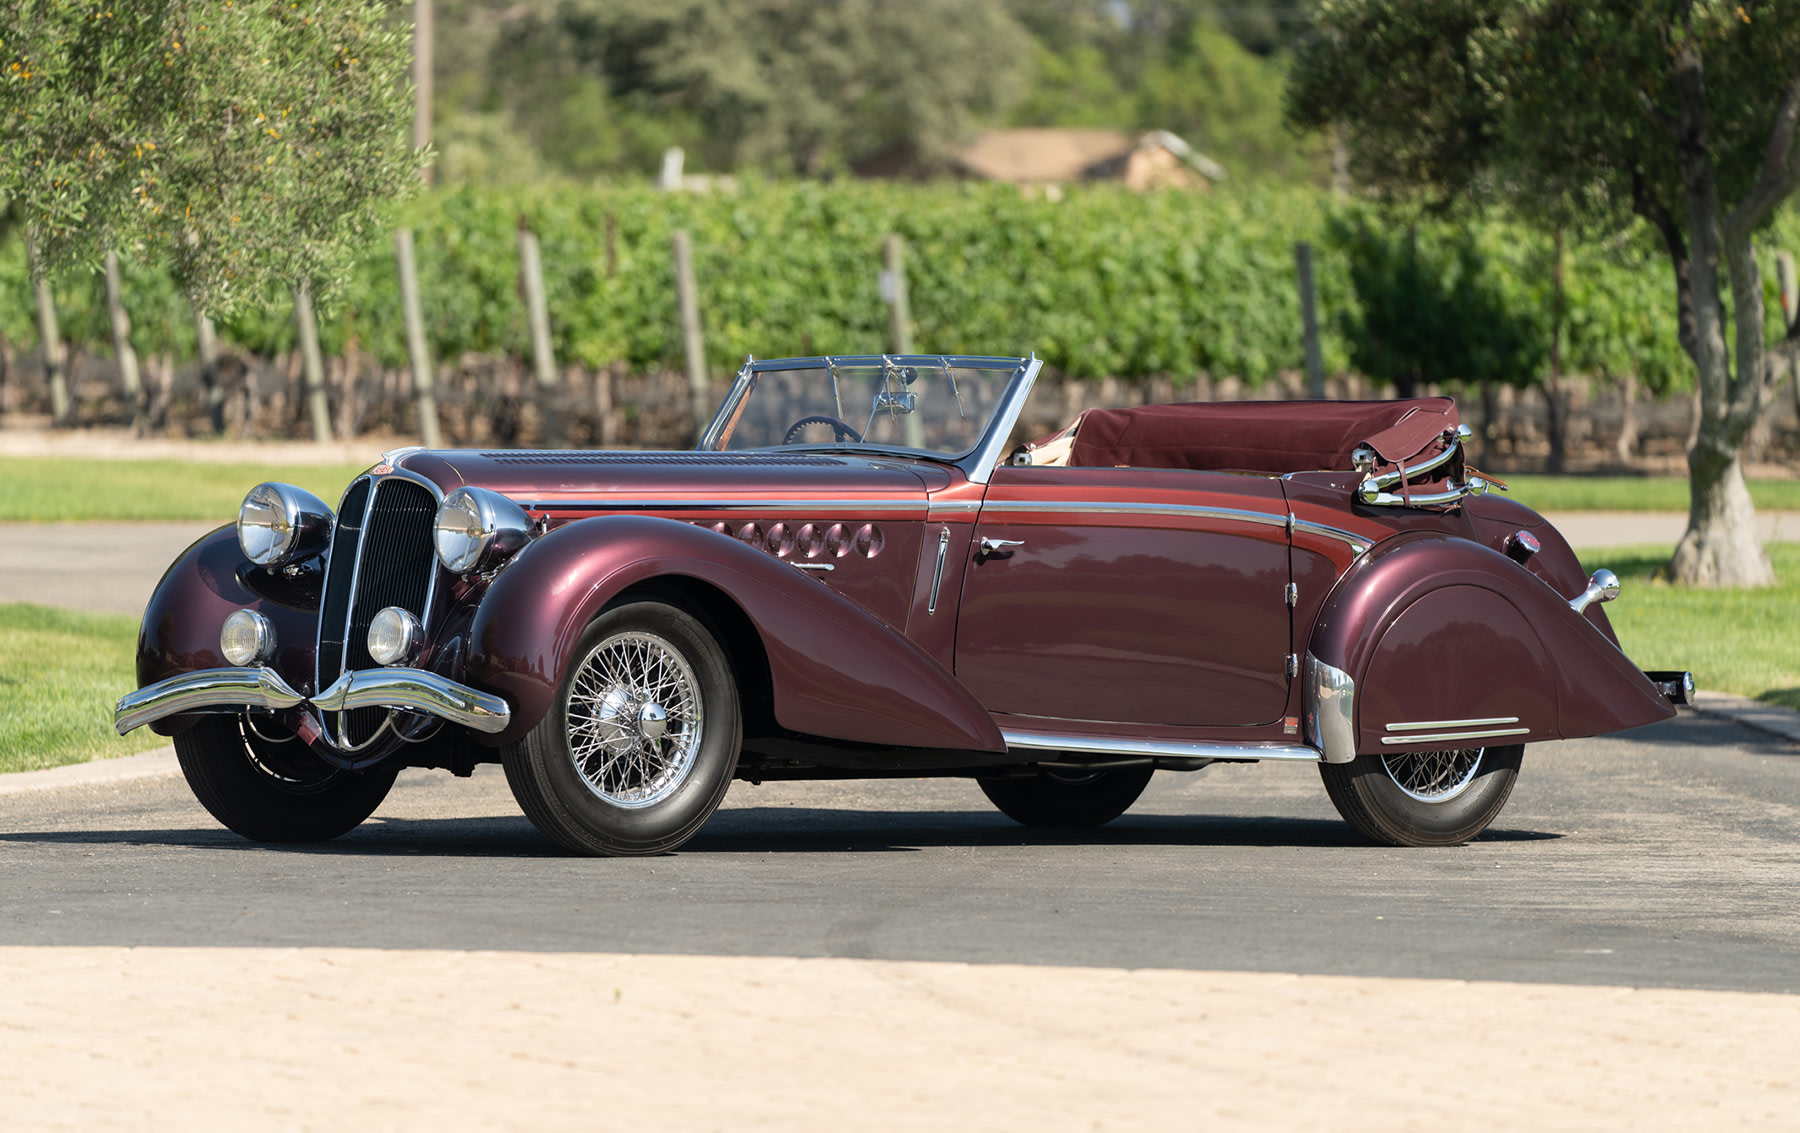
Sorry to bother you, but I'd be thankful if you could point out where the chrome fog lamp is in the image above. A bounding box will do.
[220,609,276,667]
[238,482,334,567]
[367,607,424,667]
[434,486,532,575]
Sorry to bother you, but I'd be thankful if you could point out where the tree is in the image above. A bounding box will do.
[489,0,1031,178]
[0,1,421,315]
[1288,0,1800,586]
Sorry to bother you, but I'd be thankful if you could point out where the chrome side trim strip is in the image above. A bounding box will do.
[1380,727,1530,746]
[522,498,929,514]
[980,500,1289,530]
[1001,730,1321,763]
[1304,652,1357,764]
[1290,515,1373,555]
[1386,716,1519,732]
[115,668,308,735]
[790,562,834,572]
[115,665,511,739]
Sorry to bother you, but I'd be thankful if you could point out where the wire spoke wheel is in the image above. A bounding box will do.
[567,630,704,808]
[502,600,741,856]
[1380,747,1483,803]
[1320,743,1525,847]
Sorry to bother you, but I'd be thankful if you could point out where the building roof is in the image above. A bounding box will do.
[952,128,1226,186]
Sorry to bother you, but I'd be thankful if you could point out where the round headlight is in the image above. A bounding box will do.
[220,609,276,667]
[434,486,532,575]
[367,607,423,667]
[238,482,333,567]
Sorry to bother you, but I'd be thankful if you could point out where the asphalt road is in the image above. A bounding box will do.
[4,711,1796,994]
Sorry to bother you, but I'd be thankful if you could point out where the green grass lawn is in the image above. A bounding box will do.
[0,604,168,774]
[0,458,371,521]
[1585,542,1800,711]
[1504,474,1800,513]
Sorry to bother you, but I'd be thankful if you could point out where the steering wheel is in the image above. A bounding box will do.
[783,415,864,445]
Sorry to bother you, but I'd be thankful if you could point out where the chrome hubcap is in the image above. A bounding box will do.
[1381,747,1483,803]
[567,631,703,808]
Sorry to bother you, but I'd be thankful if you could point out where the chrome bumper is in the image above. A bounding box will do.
[115,666,512,737]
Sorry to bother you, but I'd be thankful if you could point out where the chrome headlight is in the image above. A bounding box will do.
[220,609,276,666]
[238,482,333,567]
[434,486,532,575]
[367,607,423,667]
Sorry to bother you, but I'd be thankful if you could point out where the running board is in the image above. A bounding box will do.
[1001,731,1322,764]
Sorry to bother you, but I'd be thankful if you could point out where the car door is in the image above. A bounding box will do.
[953,466,1292,727]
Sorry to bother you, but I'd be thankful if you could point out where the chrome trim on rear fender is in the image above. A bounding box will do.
[1305,653,1357,764]
[1380,727,1529,746]
[115,665,510,737]
[1001,730,1321,763]
[1386,715,1519,732]
[115,667,308,735]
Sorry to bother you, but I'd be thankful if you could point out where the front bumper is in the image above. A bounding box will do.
[115,666,512,738]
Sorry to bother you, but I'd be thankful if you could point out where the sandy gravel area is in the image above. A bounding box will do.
[2,946,1796,1131]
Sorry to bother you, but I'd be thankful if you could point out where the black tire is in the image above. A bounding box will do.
[1319,744,1524,847]
[978,765,1155,829]
[174,716,400,842]
[502,600,741,856]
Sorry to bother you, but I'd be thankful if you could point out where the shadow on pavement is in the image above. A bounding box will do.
[0,808,1561,857]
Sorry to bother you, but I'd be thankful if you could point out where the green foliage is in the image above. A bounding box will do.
[0,603,165,773]
[7,178,1787,397]
[1586,543,1800,710]
[1505,476,1800,513]
[0,0,422,315]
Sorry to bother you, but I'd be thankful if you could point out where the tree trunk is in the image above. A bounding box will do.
[1613,372,1638,466]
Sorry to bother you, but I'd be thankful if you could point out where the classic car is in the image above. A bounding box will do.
[116,353,1691,853]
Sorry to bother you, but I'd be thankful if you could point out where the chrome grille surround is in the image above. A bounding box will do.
[315,469,445,748]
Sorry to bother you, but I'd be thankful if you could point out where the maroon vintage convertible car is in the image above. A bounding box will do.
[117,354,1689,853]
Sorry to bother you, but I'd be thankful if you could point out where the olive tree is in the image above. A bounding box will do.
[1289,0,1800,586]
[0,1,420,315]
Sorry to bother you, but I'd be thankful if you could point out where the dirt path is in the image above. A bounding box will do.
[3,946,1795,1131]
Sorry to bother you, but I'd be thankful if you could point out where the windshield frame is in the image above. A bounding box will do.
[699,353,1042,485]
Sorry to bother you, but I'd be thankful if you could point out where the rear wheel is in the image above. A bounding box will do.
[978,765,1154,829]
[502,600,741,856]
[174,716,399,842]
[1319,744,1524,846]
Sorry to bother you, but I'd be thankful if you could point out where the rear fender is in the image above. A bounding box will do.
[135,525,325,735]
[465,514,1005,752]
[1309,533,1674,756]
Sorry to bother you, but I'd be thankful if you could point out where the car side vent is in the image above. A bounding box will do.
[481,452,843,467]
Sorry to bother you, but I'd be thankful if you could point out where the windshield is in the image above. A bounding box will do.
[705,355,1026,460]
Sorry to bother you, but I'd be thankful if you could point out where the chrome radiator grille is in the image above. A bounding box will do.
[317,475,439,744]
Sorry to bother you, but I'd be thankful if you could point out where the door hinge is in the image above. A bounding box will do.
[927,526,950,614]
[1284,582,1298,607]
[1286,653,1300,678]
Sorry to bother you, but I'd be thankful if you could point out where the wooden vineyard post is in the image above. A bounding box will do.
[103,251,145,430]
[880,234,923,447]
[1295,241,1326,399]
[293,283,332,443]
[671,229,710,442]
[518,224,560,448]
[395,229,443,447]
[28,241,70,427]
[194,309,224,434]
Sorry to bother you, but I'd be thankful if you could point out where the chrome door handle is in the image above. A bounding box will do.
[977,536,1024,558]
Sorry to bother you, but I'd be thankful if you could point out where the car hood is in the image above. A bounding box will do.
[393,449,938,506]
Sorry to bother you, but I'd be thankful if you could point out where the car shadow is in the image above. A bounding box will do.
[0,808,1561,857]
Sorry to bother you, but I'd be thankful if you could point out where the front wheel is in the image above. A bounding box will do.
[978,765,1154,829]
[502,600,742,856]
[1319,744,1524,847]
[174,716,400,842]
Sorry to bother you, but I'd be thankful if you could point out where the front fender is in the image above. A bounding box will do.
[1309,533,1674,754]
[135,525,324,735]
[465,515,1005,753]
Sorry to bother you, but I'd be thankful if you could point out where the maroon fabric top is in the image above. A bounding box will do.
[1064,398,1460,474]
